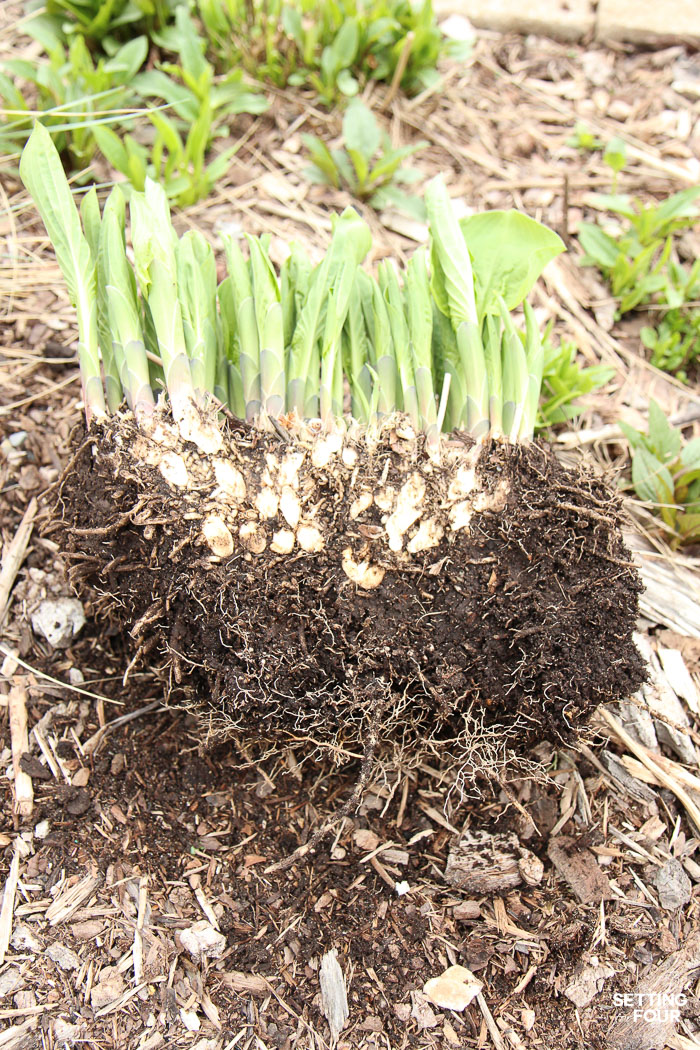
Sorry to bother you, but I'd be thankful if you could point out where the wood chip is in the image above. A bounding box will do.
[319,949,349,1043]
[220,971,270,996]
[45,874,102,926]
[0,844,20,966]
[547,836,613,904]
[8,685,32,817]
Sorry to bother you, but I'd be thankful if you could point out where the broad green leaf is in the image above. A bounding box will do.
[578,223,620,269]
[647,399,681,464]
[460,210,565,319]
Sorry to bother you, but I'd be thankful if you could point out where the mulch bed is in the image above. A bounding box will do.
[2,10,700,1049]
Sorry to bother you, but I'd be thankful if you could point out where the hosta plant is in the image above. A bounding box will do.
[21,123,643,811]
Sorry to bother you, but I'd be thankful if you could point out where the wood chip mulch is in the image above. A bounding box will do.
[2,10,700,1048]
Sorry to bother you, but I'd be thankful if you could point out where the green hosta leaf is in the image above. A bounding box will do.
[680,437,700,473]
[677,512,700,543]
[460,210,565,320]
[302,134,340,187]
[336,68,359,96]
[578,223,620,270]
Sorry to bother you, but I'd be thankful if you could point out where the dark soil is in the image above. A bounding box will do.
[49,415,645,774]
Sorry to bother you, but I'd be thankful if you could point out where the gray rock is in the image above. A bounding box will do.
[11,923,43,953]
[31,599,85,649]
[46,941,81,970]
[653,858,692,910]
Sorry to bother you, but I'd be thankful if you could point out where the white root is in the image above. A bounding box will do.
[159,452,189,489]
[271,529,295,554]
[202,516,234,558]
[342,549,385,590]
[213,459,246,501]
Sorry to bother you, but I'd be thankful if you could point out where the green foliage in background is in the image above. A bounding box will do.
[196,0,468,105]
[23,0,184,49]
[621,401,700,548]
[303,99,426,216]
[92,8,266,206]
[0,34,146,166]
[578,185,700,380]
[537,328,614,431]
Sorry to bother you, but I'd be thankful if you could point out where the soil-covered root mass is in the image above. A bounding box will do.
[52,411,645,767]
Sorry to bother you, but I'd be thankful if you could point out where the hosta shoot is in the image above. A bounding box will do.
[21,124,569,449]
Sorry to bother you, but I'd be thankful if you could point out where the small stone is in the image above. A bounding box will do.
[180,1009,201,1032]
[72,767,90,787]
[653,858,692,910]
[518,850,544,886]
[423,965,483,1011]
[31,598,85,648]
[178,920,226,961]
[353,828,380,851]
[34,820,50,840]
[46,942,80,971]
[11,924,42,953]
[0,969,24,998]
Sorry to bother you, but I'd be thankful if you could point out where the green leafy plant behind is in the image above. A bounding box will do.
[96,8,265,204]
[537,329,614,430]
[196,0,468,105]
[579,186,700,315]
[303,99,426,217]
[621,401,700,547]
[24,0,184,49]
[0,34,146,167]
[640,309,700,381]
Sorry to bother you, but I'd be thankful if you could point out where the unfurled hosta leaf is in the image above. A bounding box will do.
[460,211,565,320]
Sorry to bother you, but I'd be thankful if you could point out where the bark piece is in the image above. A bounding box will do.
[445,829,540,894]
[547,836,613,904]
[653,858,692,911]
